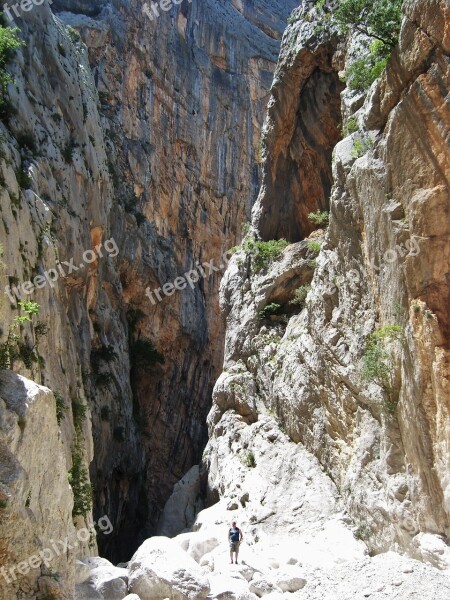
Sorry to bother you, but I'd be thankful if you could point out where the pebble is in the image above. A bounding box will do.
[402,566,414,573]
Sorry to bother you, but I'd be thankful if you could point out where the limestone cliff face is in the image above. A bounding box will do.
[206,0,450,566]
[0,0,296,585]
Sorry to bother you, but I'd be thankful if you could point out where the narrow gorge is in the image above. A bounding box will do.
[0,0,449,599]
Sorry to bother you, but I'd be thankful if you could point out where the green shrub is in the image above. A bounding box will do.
[66,26,81,43]
[354,523,373,540]
[362,341,389,384]
[334,0,402,47]
[68,447,92,517]
[351,136,374,158]
[258,303,281,320]
[17,340,38,369]
[289,285,310,308]
[54,392,67,425]
[242,222,251,235]
[72,400,87,431]
[131,338,165,368]
[346,41,389,91]
[0,301,40,370]
[342,117,359,136]
[333,1,402,92]
[244,238,289,272]
[245,450,256,468]
[307,240,322,253]
[0,23,24,120]
[308,210,329,227]
[362,325,403,407]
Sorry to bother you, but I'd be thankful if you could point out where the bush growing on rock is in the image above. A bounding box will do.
[362,325,403,411]
[307,240,322,253]
[68,448,92,517]
[308,210,329,227]
[244,237,289,272]
[54,392,68,425]
[0,20,24,120]
[317,0,402,91]
[258,302,281,320]
[0,301,41,370]
[289,285,310,308]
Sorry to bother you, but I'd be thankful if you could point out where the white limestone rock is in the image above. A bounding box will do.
[175,531,221,563]
[0,372,78,597]
[128,536,210,600]
[88,565,128,599]
[248,573,278,597]
[157,465,204,537]
[410,533,450,570]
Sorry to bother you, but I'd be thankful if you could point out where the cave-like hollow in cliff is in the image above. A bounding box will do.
[258,64,344,244]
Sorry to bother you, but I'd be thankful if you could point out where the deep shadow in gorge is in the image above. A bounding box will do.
[58,0,301,564]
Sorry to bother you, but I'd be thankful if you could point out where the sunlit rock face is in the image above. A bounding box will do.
[0,0,297,569]
[208,0,450,567]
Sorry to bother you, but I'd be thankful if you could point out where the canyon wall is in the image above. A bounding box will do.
[0,0,296,594]
[205,0,450,565]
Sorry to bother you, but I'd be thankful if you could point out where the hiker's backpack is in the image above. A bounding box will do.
[230,527,240,542]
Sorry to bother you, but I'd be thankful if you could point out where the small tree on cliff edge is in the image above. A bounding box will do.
[334,0,403,48]
[331,0,403,91]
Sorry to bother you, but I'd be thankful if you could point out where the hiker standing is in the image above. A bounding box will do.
[228,521,243,564]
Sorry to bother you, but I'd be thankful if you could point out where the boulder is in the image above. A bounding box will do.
[175,531,221,562]
[88,565,128,599]
[75,581,103,599]
[75,559,128,599]
[157,465,204,537]
[209,572,255,600]
[271,568,306,592]
[128,536,210,600]
[75,559,93,585]
[249,574,277,597]
[410,533,450,570]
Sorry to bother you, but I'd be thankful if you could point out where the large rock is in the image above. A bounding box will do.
[158,466,204,537]
[175,531,221,563]
[128,537,210,600]
[0,372,78,598]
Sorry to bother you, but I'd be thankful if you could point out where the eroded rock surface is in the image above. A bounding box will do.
[206,0,450,571]
[0,0,296,571]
